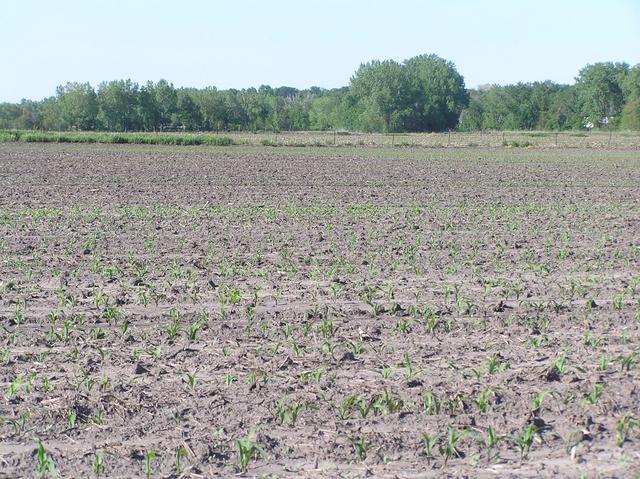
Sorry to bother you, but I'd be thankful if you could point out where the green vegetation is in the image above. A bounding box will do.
[1,57,638,133]
[0,130,237,145]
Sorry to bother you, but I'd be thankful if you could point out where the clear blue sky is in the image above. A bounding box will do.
[1,0,638,102]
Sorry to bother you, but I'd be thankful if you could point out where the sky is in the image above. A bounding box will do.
[1,0,639,102]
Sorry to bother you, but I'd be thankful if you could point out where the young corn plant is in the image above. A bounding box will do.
[175,445,188,474]
[583,383,603,405]
[619,352,637,372]
[423,391,441,416]
[143,450,157,478]
[36,439,57,478]
[186,371,197,391]
[513,424,539,462]
[477,426,506,463]
[93,451,106,478]
[237,434,264,472]
[616,415,639,447]
[475,387,493,413]
[421,432,440,465]
[275,398,305,426]
[186,321,201,341]
[440,426,466,466]
[349,436,368,462]
[531,391,547,414]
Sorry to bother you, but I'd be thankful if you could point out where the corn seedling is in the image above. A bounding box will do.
[481,426,506,462]
[36,439,57,478]
[423,391,441,415]
[475,387,493,413]
[531,391,547,414]
[94,451,106,477]
[513,424,539,462]
[186,371,197,390]
[175,445,188,474]
[619,352,637,372]
[275,398,305,426]
[440,426,465,466]
[143,450,157,478]
[237,434,263,472]
[421,433,440,465]
[186,321,201,341]
[583,383,603,405]
[616,415,639,446]
[349,436,368,462]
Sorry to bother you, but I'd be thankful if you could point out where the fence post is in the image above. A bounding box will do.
[555,132,558,147]
[608,129,612,147]
[502,132,505,145]
[392,133,395,147]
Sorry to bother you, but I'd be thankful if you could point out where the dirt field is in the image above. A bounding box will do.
[1,143,639,478]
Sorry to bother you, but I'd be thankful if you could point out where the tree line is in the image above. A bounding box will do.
[1,55,638,132]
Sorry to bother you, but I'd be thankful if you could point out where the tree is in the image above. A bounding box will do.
[40,97,63,130]
[0,103,21,129]
[174,90,203,130]
[97,80,140,131]
[137,81,160,131]
[154,79,178,130]
[55,82,98,130]
[348,54,468,132]
[308,88,350,130]
[575,62,628,127]
[621,99,640,129]
[621,65,640,130]
[349,59,412,132]
[404,54,468,131]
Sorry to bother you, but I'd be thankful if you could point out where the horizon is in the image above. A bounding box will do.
[2,0,639,103]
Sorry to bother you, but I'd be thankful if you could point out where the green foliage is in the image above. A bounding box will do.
[0,130,236,145]
[1,58,639,132]
[460,81,581,131]
[56,82,98,130]
[621,99,640,130]
[348,54,468,132]
[575,62,628,127]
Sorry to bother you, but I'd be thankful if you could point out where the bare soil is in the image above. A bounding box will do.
[0,143,639,478]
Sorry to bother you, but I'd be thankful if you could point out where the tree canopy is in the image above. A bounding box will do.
[0,56,638,132]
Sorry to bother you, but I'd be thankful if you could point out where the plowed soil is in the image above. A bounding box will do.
[1,143,639,478]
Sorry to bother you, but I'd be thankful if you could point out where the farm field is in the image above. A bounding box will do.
[0,142,639,477]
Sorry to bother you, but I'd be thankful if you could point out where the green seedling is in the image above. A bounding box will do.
[482,426,506,462]
[186,371,197,390]
[186,321,201,341]
[36,439,57,478]
[513,424,538,462]
[275,398,305,426]
[619,353,637,372]
[440,426,465,466]
[423,391,441,415]
[616,415,639,447]
[225,373,236,386]
[475,388,493,413]
[421,433,440,465]
[531,391,547,413]
[237,435,264,472]
[583,383,603,405]
[143,450,157,478]
[175,445,188,474]
[94,451,106,477]
[349,436,368,461]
